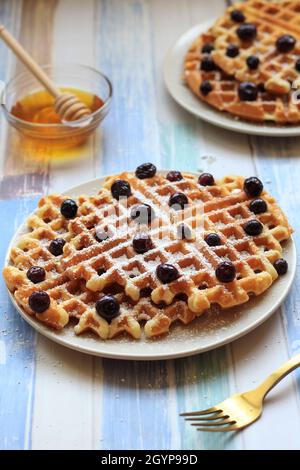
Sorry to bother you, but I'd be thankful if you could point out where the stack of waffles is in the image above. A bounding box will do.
[3,167,292,340]
[184,0,300,123]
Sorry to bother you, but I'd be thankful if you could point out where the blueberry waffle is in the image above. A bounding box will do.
[3,167,292,339]
[184,1,300,123]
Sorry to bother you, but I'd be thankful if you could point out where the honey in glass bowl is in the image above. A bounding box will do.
[11,87,104,125]
[1,64,112,157]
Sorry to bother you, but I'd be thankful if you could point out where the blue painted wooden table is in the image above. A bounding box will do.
[0,0,300,450]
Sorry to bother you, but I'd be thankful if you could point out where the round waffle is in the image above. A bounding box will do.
[211,1,300,93]
[3,170,292,340]
[184,1,300,123]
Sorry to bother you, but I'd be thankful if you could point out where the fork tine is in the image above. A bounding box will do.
[180,407,221,417]
[191,418,234,427]
[185,413,227,421]
[197,424,240,432]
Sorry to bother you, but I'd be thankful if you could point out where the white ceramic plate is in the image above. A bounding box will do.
[5,174,296,360]
[164,20,300,137]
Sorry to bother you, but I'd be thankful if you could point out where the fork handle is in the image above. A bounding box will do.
[257,353,300,398]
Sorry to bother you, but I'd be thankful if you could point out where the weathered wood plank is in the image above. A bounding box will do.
[174,349,236,450]
[95,0,161,174]
[31,337,96,450]
[95,0,174,450]
[100,359,173,450]
[0,0,19,177]
[95,0,236,451]
[49,0,100,193]
[30,0,101,451]
[0,173,49,199]
[153,0,300,450]
[3,0,56,189]
[0,0,40,451]
[250,136,300,376]
[0,196,39,449]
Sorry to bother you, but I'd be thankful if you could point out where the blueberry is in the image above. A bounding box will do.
[237,23,257,42]
[198,172,215,186]
[140,287,153,297]
[60,199,78,219]
[200,80,213,96]
[276,34,296,53]
[177,223,192,240]
[244,176,263,197]
[274,258,288,275]
[95,228,111,242]
[168,192,189,210]
[215,261,236,283]
[135,163,157,179]
[202,43,214,54]
[130,204,155,224]
[166,171,183,182]
[205,233,222,246]
[97,268,106,276]
[201,57,216,71]
[132,232,153,254]
[238,82,258,101]
[226,44,239,58]
[27,266,46,284]
[247,55,260,70]
[156,263,180,284]
[295,58,300,72]
[249,198,267,214]
[29,291,50,313]
[49,238,66,256]
[244,219,264,236]
[111,180,132,200]
[231,9,245,23]
[95,295,120,322]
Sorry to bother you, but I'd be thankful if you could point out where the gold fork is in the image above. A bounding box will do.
[181,353,300,432]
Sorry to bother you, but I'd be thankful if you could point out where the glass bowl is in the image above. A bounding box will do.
[1,64,112,147]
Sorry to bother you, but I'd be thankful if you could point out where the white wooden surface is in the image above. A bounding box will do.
[0,0,300,450]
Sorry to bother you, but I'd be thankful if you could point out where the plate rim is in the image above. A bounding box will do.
[4,172,297,360]
[163,20,300,137]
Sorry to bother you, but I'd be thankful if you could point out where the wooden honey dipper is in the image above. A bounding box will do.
[0,25,92,122]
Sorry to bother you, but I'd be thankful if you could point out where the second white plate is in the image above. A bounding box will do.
[164,21,300,137]
[4,174,297,360]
